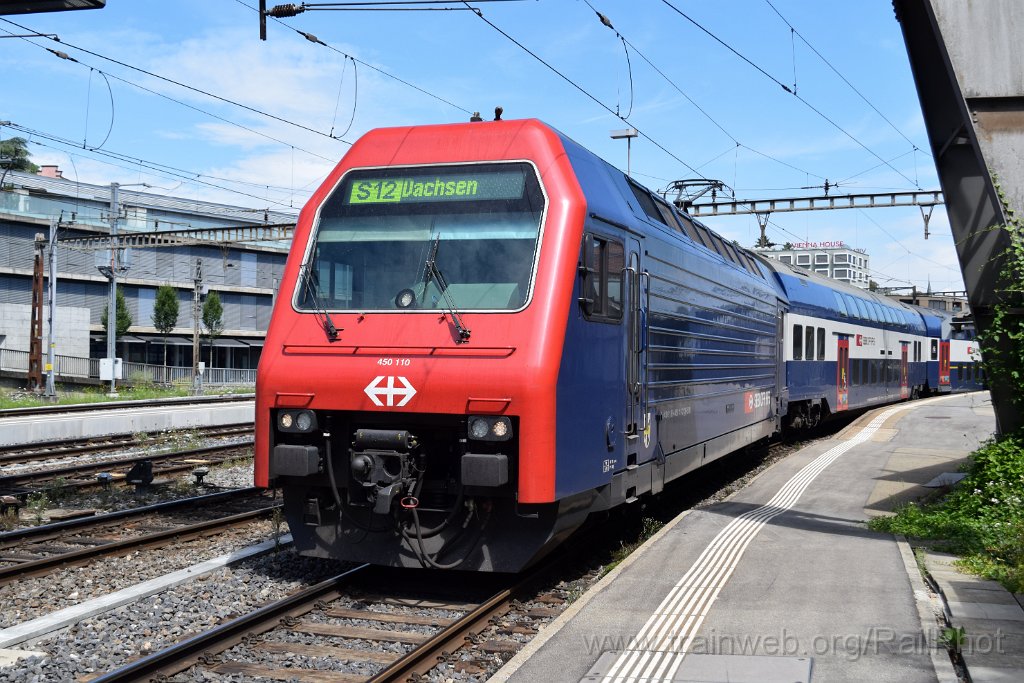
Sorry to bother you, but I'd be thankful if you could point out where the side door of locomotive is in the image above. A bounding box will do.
[623,237,652,467]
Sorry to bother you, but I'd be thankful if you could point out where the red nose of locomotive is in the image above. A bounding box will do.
[254,121,585,570]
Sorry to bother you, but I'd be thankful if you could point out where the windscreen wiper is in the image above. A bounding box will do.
[422,235,471,343]
[300,260,340,342]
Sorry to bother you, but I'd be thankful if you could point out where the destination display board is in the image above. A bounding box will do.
[346,169,527,205]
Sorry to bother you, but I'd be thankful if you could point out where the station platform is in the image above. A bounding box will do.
[0,397,254,447]
[495,392,1021,682]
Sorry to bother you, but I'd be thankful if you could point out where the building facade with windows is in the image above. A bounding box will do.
[754,242,871,288]
[0,169,295,373]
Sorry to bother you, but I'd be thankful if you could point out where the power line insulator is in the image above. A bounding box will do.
[267,3,305,18]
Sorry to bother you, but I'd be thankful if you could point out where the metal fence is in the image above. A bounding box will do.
[0,348,255,386]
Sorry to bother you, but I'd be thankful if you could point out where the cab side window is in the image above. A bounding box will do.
[579,233,624,322]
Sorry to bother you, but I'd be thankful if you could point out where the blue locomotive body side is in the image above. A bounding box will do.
[550,131,782,507]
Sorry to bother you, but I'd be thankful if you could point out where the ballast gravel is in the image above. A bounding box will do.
[0,550,339,683]
[0,520,280,629]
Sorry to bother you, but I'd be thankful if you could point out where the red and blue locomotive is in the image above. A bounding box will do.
[255,119,979,571]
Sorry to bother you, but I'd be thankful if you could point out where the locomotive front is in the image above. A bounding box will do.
[256,124,586,571]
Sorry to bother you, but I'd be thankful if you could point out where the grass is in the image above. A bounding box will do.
[0,384,251,410]
[870,431,1024,592]
[600,516,665,577]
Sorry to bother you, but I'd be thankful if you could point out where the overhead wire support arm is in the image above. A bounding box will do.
[56,222,296,251]
[260,0,526,35]
[684,190,943,217]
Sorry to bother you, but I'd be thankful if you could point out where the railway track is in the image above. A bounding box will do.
[0,488,278,585]
[0,424,253,467]
[91,562,563,683]
[0,439,254,497]
[0,393,253,419]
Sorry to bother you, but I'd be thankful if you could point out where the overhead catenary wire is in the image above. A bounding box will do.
[458,3,841,249]
[235,0,475,115]
[461,2,705,179]
[0,16,353,146]
[11,123,315,200]
[1,23,348,164]
[8,122,305,210]
[615,33,828,182]
[763,0,930,159]
[581,3,828,185]
[658,0,921,190]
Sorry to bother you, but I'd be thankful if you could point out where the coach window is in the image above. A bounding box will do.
[628,181,665,224]
[805,326,815,360]
[855,298,871,321]
[579,233,624,322]
[875,304,887,324]
[931,339,938,360]
[724,241,746,269]
[852,357,861,385]
[740,252,763,277]
[677,214,702,243]
[692,223,716,251]
[817,327,825,359]
[793,324,803,360]
[833,292,848,316]
[653,197,683,233]
[708,233,729,259]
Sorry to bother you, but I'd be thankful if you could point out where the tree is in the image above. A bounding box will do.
[152,285,179,382]
[0,137,39,180]
[100,288,132,339]
[202,290,224,368]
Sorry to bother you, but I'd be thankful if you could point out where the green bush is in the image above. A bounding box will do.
[871,432,1024,591]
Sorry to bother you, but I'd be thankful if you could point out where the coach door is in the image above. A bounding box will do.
[939,340,951,387]
[836,336,850,411]
[624,241,650,463]
[900,343,910,399]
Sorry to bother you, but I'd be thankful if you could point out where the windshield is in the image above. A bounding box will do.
[297,162,545,312]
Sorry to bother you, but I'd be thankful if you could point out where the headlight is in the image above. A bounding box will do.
[278,410,317,433]
[470,418,490,440]
[467,415,513,441]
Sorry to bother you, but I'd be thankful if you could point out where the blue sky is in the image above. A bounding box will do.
[0,1,963,292]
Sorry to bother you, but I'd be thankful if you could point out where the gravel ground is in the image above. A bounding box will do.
[0,519,281,628]
[0,550,342,683]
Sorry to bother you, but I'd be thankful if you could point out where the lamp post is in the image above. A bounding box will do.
[106,182,119,395]
[192,259,203,395]
[610,128,639,177]
[98,181,147,396]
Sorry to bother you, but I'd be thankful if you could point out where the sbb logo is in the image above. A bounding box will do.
[744,390,772,413]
